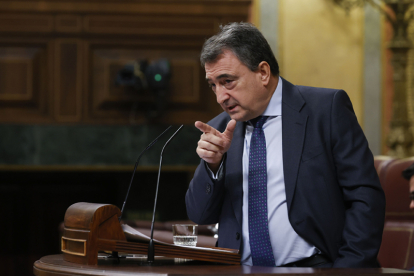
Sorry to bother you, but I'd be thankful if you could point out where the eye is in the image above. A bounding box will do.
[209,83,216,92]
[223,79,235,89]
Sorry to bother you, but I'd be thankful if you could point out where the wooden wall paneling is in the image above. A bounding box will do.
[47,39,55,121]
[0,13,53,33]
[0,41,52,123]
[0,54,33,101]
[54,39,83,122]
[55,15,82,33]
[0,0,251,125]
[89,48,137,123]
[83,15,216,36]
[0,1,252,17]
[169,59,200,103]
[83,40,91,124]
[86,46,221,124]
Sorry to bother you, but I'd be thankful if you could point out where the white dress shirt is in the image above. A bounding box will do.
[240,77,318,266]
[208,77,318,266]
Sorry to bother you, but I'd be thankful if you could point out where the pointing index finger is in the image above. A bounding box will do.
[195,121,218,135]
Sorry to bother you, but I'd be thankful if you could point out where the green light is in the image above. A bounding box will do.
[154,74,162,82]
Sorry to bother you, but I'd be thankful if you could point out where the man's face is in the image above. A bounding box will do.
[410,176,414,210]
[205,50,272,122]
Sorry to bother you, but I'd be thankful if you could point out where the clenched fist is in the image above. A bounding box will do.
[195,119,236,174]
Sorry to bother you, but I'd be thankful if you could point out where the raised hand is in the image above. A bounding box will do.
[195,119,236,173]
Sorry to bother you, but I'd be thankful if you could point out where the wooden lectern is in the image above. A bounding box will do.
[61,202,126,265]
[61,202,240,265]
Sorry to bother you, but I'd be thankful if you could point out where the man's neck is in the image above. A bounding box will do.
[267,75,279,96]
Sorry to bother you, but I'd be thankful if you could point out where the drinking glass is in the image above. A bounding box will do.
[172,224,198,247]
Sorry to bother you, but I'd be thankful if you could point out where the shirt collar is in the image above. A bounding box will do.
[262,76,282,117]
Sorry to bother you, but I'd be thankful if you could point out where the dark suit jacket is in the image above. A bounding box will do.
[185,78,385,267]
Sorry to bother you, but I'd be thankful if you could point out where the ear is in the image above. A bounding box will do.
[257,61,271,86]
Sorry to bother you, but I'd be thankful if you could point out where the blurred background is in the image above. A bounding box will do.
[0,0,410,275]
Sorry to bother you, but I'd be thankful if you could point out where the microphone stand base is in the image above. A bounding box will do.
[147,239,155,264]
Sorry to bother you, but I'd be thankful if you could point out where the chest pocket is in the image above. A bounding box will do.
[301,142,326,162]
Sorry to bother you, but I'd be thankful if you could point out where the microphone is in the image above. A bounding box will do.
[147,125,184,263]
[119,125,172,221]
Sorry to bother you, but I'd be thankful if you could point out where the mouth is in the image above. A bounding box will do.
[226,104,238,113]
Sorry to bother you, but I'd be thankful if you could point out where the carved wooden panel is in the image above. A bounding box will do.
[56,15,82,33]
[169,60,200,103]
[84,15,217,36]
[0,58,32,101]
[0,14,53,33]
[87,47,220,124]
[0,1,251,17]
[0,0,250,124]
[0,43,52,122]
[54,39,82,122]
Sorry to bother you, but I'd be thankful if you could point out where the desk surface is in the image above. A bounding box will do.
[33,254,414,276]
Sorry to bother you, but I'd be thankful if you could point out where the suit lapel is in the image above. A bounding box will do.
[225,77,307,226]
[226,120,245,228]
[281,78,308,211]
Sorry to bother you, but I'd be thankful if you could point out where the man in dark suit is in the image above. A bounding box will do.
[185,22,385,268]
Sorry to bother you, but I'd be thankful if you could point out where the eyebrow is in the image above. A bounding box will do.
[206,74,237,82]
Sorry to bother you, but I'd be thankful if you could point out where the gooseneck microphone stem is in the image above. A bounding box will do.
[148,125,184,263]
[119,125,172,221]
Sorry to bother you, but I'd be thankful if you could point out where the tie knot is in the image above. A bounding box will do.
[250,116,268,128]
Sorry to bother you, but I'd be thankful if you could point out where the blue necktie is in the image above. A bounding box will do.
[248,116,275,266]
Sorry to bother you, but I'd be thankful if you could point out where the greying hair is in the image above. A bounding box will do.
[200,22,279,76]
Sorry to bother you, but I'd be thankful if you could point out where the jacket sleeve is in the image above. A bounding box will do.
[330,90,386,267]
[185,158,226,225]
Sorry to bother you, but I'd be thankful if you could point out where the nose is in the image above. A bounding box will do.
[216,85,230,105]
[410,200,414,210]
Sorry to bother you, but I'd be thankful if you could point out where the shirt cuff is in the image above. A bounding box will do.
[205,157,225,181]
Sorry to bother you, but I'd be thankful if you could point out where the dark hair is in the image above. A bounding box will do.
[200,22,279,76]
[402,163,414,180]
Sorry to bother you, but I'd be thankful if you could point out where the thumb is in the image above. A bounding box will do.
[223,119,236,140]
